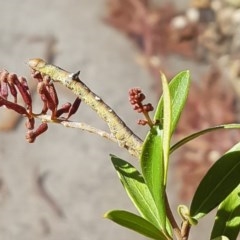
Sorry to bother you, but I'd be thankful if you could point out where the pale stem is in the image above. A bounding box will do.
[28,59,143,158]
[34,114,118,144]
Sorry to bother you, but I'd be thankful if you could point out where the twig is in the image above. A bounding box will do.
[165,192,182,240]
[28,59,143,158]
[181,220,191,240]
[34,114,118,144]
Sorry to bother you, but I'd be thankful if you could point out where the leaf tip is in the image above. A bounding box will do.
[103,212,109,219]
[160,72,167,82]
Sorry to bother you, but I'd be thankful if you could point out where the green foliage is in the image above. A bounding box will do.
[110,155,162,229]
[211,185,240,240]
[141,126,166,229]
[154,70,190,136]
[190,148,240,220]
[160,73,172,186]
[211,237,230,240]
[170,124,240,153]
[105,70,240,240]
[105,210,167,240]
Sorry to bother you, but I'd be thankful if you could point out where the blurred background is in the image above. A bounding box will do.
[1,0,240,239]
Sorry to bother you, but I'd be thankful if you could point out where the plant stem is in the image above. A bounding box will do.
[28,59,143,158]
[33,114,119,144]
[165,193,183,240]
[143,111,154,127]
[181,221,191,240]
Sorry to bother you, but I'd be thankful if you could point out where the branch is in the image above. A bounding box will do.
[34,114,118,144]
[28,58,143,158]
[165,193,182,240]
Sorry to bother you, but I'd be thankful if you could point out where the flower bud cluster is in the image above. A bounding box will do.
[129,88,154,127]
[0,69,82,142]
[0,69,32,123]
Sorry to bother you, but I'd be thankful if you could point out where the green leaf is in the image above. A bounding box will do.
[105,210,167,240]
[110,155,161,229]
[170,124,240,153]
[141,127,163,196]
[154,70,190,136]
[211,237,229,240]
[140,126,166,230]
[211,184,240,240]
[140,74,173,236]
[190,148,240,220]
[161,73,171,185]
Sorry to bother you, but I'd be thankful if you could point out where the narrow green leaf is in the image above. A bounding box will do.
[140,126,166,231]
[211,237,229,240]
[141,127,163,195]
[211,184,240,240]
[154,70,190,136]
[190,148,240,220]
[227,142,240,152]
[140,74,173,235]
[105,210,167,240]
[161,73,171,185]
[170,124,240,153]
[110,155,161,229]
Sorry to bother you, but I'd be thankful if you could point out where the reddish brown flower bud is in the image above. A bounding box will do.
[7,73,17,83]
[7,82,18,103]
[138,93,146,102]
[11,75,32,110]
[25,131,35,143]
[143,103,154,112]
[20,76,30,91]
[137,119,148,126]
[133,104,142,113]
[129,88,141,96]
[0,70,9,82]
[129,88,146,104]
[7,73,19,102]
[35,122,48,135]
[0,70,9,99]
[56,102,72,117]
[129,99,136,105]
[43,75,51,85]
[37,82,56,115]
[25,117,35,130]
[47,83,59,107]
[25,122,48,143]
[31,70,43,82]
[41,101,48,114]
[0,96,28,115]
[37,82,49,114]
[0,80,8,99]
[66,98,81,119]
[37,81,44,94]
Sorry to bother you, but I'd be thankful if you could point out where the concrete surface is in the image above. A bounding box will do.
[0,1,215,240]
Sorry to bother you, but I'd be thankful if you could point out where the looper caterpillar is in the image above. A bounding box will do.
[28,58,142,158]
